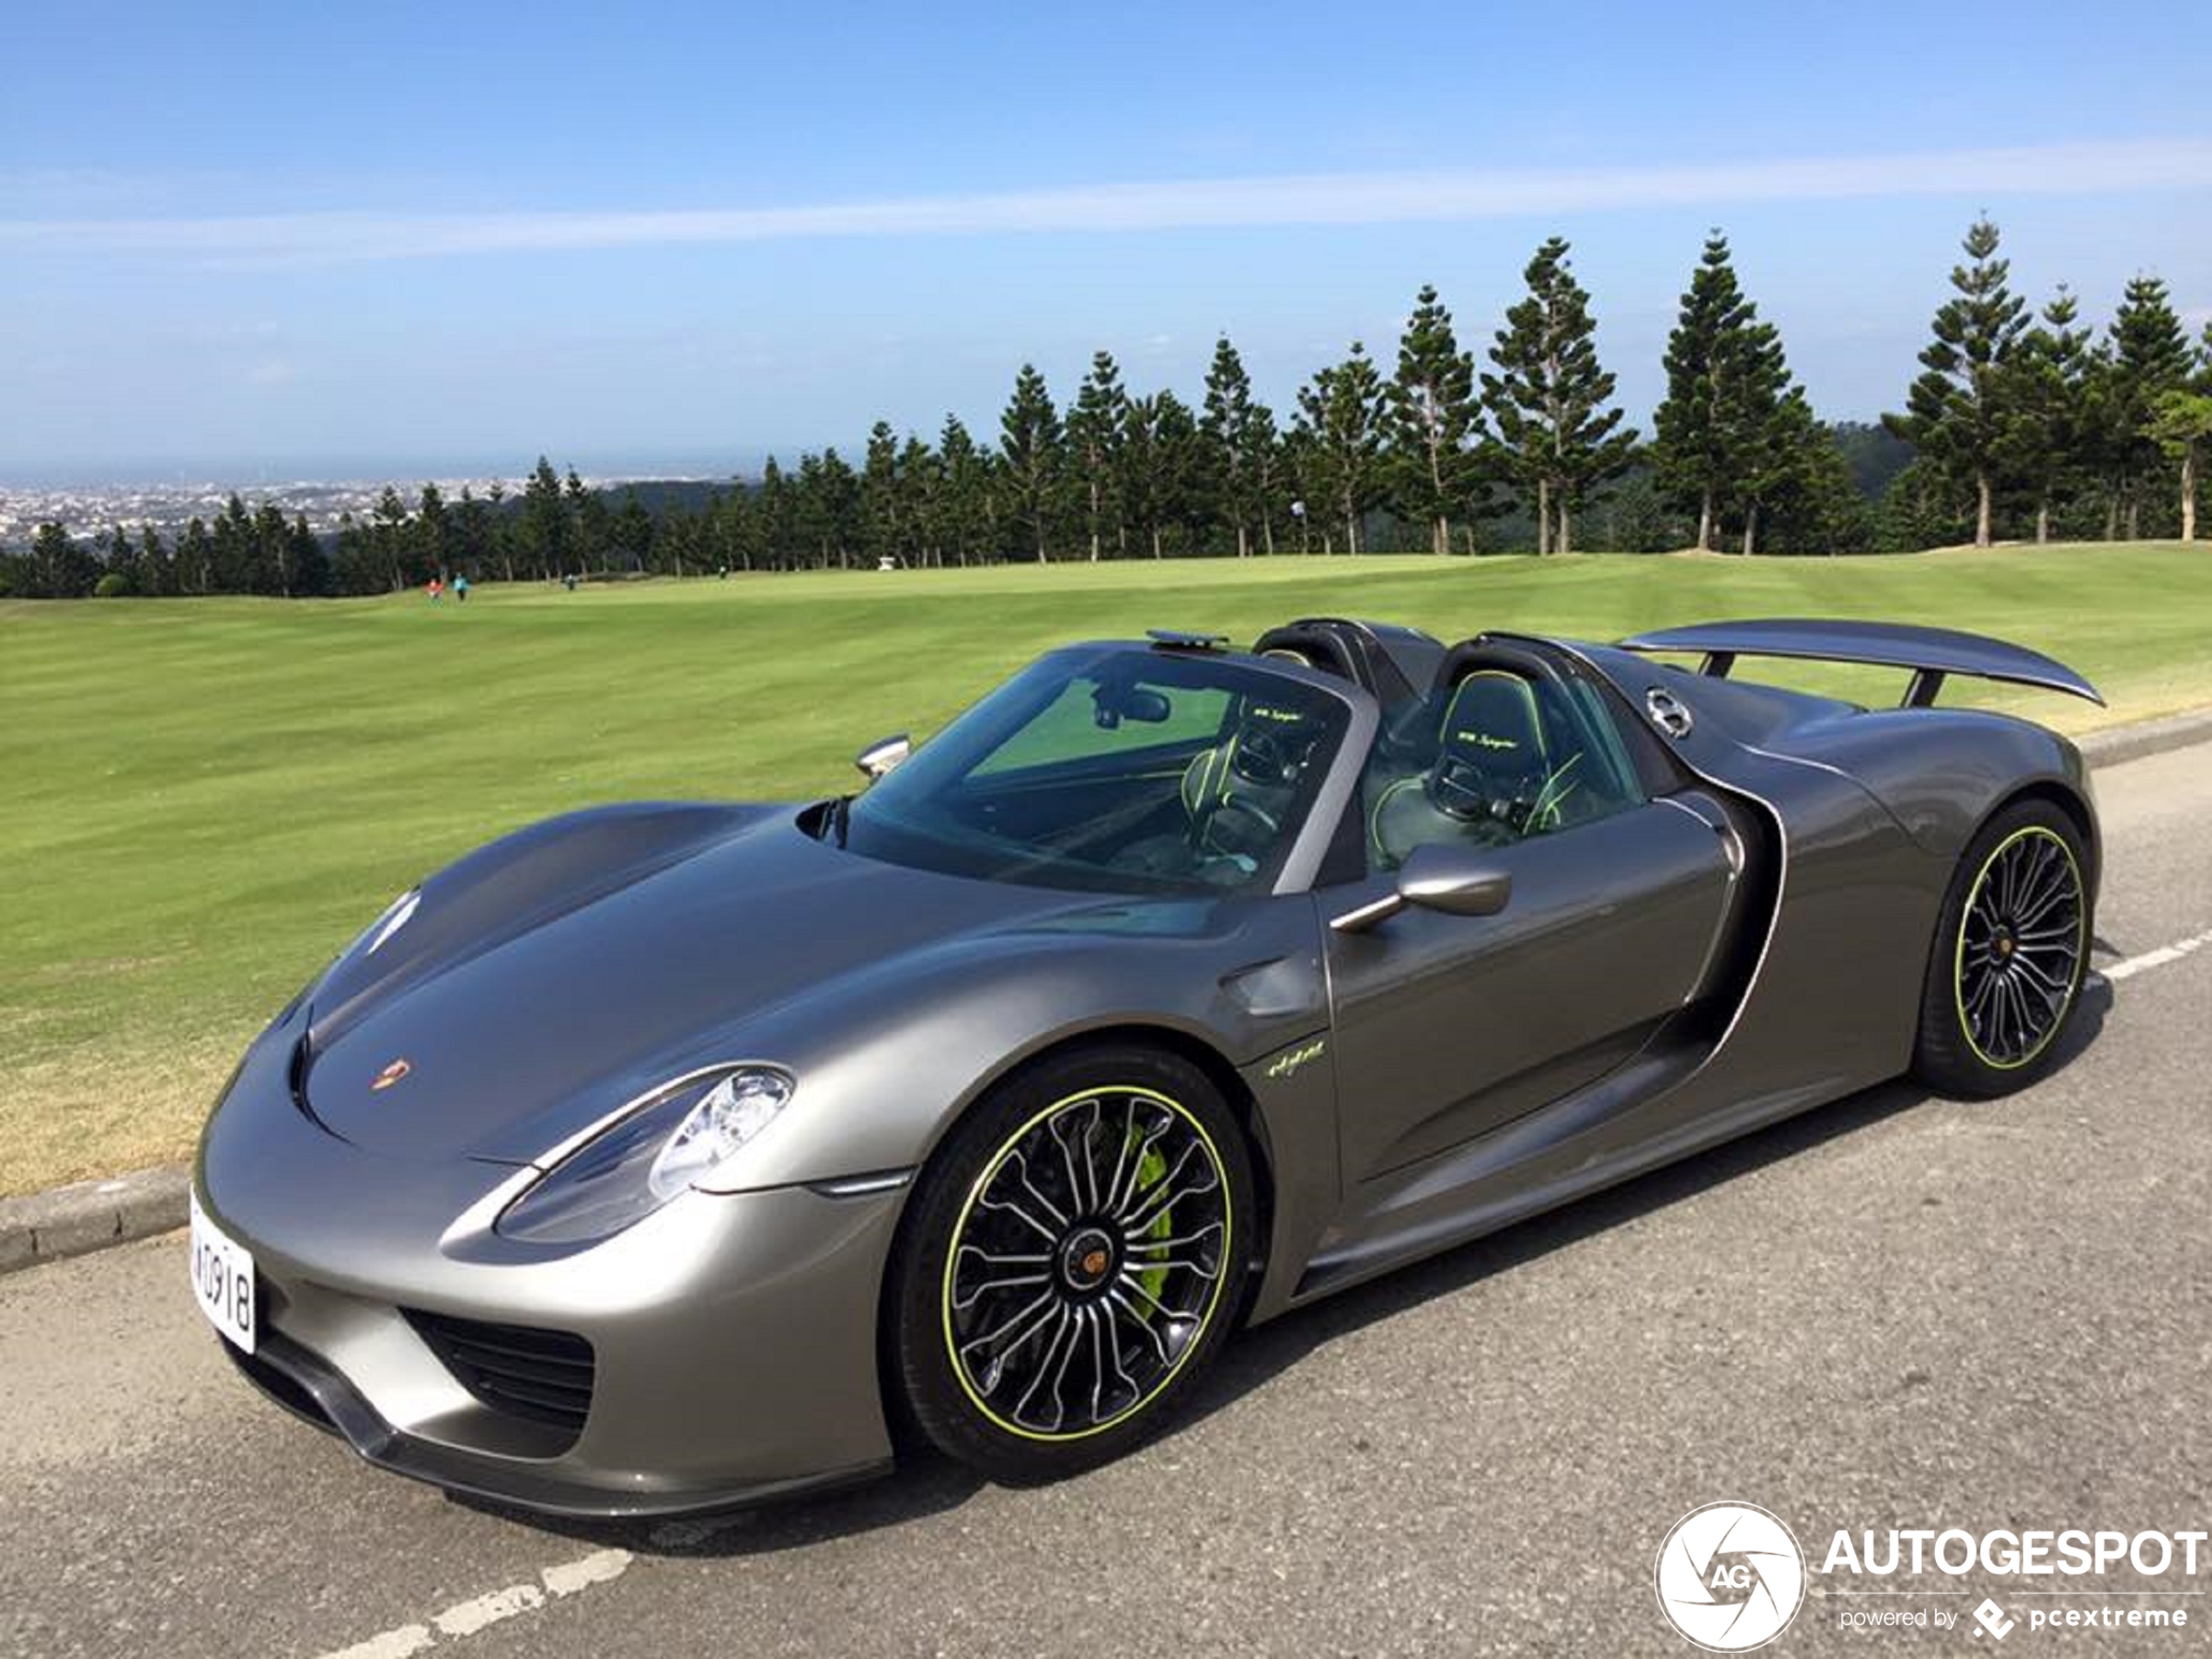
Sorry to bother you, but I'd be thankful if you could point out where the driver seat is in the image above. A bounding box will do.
[1180,699,1318,855]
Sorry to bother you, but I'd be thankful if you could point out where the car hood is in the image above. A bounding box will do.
[300,806,1101,1164]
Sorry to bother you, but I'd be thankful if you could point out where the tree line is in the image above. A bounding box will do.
[5,220,2208,599]
[1884,218,2212,548]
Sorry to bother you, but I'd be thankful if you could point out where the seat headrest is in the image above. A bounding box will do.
[1437,671,1548,772]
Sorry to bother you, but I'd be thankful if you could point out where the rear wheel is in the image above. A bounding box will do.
[1913,800,2090,1098]
[888,1045,1252,1483]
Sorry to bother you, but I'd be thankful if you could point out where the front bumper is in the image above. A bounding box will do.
[195,1011,907,1516]
[226,1331,887,1518]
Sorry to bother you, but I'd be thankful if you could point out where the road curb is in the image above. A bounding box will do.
[0,1165,192,1275]
[4,704,2209,1280]
[2077,706,2212,771]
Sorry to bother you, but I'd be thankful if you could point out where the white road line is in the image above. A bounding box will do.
[542,1547,633,1596]
[313,1548,635,1659]
[2101,927,2212,982]
[431,1584,543,1638]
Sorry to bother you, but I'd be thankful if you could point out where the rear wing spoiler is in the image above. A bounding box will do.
[1617,618,2104,708]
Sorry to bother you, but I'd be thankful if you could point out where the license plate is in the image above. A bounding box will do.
[189,1190,257,1354]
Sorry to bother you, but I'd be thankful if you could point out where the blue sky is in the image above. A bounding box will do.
[3,0,2209,482]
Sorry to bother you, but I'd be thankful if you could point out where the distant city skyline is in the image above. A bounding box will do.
[5,1,2209,482]
[0,450,758,492]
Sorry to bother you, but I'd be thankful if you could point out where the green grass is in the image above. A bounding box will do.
[3,541,2209,1196]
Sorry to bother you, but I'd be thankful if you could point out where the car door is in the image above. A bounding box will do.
[1321,658,1736,1183]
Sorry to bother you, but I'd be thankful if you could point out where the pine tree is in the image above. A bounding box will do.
[824,448,861,568]
[755,456,796,570]
[1730,335,1808,556]
[709,476,754,572]
[455,484,494,578]
[2103,275,2192,538]
[1884,218,2028,547]
[2146,327,2212,541]
[999,363,1062,563]
[296,514,327,595]
[1157,393,1210,555]
[179,516,214,594]
[2001,288,2094,543]
[1481,237,1637,554]
[1777,435,1875,554]
[1293,342,1387,555]
[484,479,516,582]
[1063,352,1129,562]
[1654,232,1795,550]
[1744,399,1875,554]
[30,523,96,597]
[138,523,173,596]
[210,495,257,591]
[898,434,941,567]
[371,486,411,590]
[1247,406,1287,556]
[1123,390,1204,558]
[1386,285,1486,556]
[792,455,831,569]
[2149,389,2212,542]
[565,469,609,573]
[96,524,134,594]
[415,482,451,580]
[860,421,904,567]
[1201,337,1264,556]
[935,415,991,567]
[521,457,568,578]
[613,488,655,572]
[796,448,860,568]
[253,501,293,594]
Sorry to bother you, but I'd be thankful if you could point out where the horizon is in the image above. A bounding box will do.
[5,2,2209,480]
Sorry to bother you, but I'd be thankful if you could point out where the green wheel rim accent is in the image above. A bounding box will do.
[1952,824,2086,1071]
[941,1085,1233,1443]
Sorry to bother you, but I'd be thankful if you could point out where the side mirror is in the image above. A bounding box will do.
[855,732,911,780]
[1330,843,1513,934]
[1399,843,1513,916]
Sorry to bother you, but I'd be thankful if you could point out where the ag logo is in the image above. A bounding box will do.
[1654,1501,1805,1652]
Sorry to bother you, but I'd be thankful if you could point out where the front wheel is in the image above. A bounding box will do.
[1913,800,2091,1098]
[887,1045,1253,1484]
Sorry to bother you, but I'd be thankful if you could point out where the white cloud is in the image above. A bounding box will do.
[4,139,2209,266]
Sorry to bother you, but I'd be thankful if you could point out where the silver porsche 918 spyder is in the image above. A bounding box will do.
[191,615,2102,1514]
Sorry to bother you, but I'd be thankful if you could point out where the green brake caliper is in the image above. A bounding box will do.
[1133,1140,1172,1307]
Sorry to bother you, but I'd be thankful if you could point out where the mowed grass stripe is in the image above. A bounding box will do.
[2,542,2208,1194]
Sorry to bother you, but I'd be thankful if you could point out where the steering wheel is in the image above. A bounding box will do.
[1228,722,1325,789]
[1191,793,1281,861]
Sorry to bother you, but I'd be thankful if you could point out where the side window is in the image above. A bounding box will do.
[1366,667,1645,873]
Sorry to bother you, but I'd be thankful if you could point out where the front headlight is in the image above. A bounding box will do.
[495,1066,793,1245]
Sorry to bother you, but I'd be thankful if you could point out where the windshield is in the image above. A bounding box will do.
[840,645,1352,894]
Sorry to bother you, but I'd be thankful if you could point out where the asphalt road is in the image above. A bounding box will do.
[6,744,2210,1659]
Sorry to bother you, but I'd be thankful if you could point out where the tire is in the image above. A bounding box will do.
[887,1043,1255,1484]
[1913,799,2091,1099]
